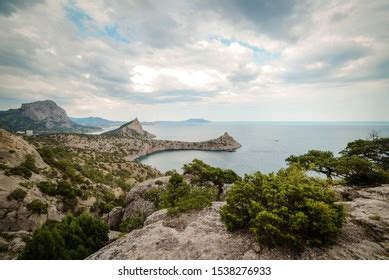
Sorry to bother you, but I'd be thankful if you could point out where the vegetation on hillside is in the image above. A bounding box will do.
[20,213,108,260]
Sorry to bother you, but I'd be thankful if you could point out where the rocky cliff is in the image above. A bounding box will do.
[88,184,389,260]
[102,118,155,139]
[0,100,99,134]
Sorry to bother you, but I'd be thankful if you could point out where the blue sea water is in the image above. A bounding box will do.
[140,122,389,175]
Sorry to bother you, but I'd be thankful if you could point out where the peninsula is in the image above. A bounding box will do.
[38,118,241,161]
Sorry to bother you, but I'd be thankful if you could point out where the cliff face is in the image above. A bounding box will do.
[0,100,99,133]
[88,184,389,260]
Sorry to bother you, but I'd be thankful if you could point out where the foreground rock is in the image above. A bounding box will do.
[0,129,48,169]
[88,185,389,260]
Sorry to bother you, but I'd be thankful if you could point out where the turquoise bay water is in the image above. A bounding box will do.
[140,122,389,175]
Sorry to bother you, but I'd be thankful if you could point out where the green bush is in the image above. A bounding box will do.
[143,188,165,209]
[119,212,147,232]
[20,213,109,259]
[167,187,216,215]
[220,165,345,249]
[7,188,27,202]
[27,199,48,214]
[5,154,38,179]
[6,166,32,179]
[160,173,216,215]
[155,180,164,185]
[0,162,9,170]
[37,181,57,196]
[21,155,38,173]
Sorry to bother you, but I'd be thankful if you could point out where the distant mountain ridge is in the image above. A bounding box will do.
[0,100,100,134]
[71,117,126,128]
[142,118,211,125]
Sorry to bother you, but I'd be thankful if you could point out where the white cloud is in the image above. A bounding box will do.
[0,0,388,121]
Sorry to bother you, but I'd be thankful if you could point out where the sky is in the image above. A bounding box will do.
[0,0,388,121]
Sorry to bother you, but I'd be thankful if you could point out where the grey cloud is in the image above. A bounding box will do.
[0,0,43,16]
[199,0,313,42]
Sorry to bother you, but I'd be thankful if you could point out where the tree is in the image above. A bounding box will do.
[286,150,337,179]
[183,159,240,199]
[340,138,389,170]
[162,173,190,208]
[335,155,387,185]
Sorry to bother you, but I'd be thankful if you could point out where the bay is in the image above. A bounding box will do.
[140,122,389,175]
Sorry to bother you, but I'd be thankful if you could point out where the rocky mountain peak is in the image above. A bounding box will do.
[20,100,70,123]
[0,100,99,133]
[103,118,156,139]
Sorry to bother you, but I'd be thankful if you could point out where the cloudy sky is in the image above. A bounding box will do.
[0,0,388,121]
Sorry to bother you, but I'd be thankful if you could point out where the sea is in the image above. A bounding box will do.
[136,122,389,176]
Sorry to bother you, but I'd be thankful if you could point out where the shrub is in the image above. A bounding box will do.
[167,187,216,215]
[220,165,345,249]
[0,162,9,170]
[27,199,48,214]
[21,155,38,173]
[119,212,147,232]
[5,154,38,179]
[143,188,165,209]
[160,173,217,215]
[6,166,32,179]
[37,181,57,196]
[7,188,27,202]
[161,173,190,208]
[93,200,115,214]
[20,213,109,259]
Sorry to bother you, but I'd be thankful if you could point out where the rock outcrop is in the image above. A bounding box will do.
[102,118,155,139]
[0,100,99,133]
[105,177,170,230]
[0,129,48,169]
[88,184,389,260]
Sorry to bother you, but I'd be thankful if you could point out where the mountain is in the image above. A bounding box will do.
[70,117,126,128]
[0,100,100,134]
[102,118,156,139]
[142,118,211,125]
